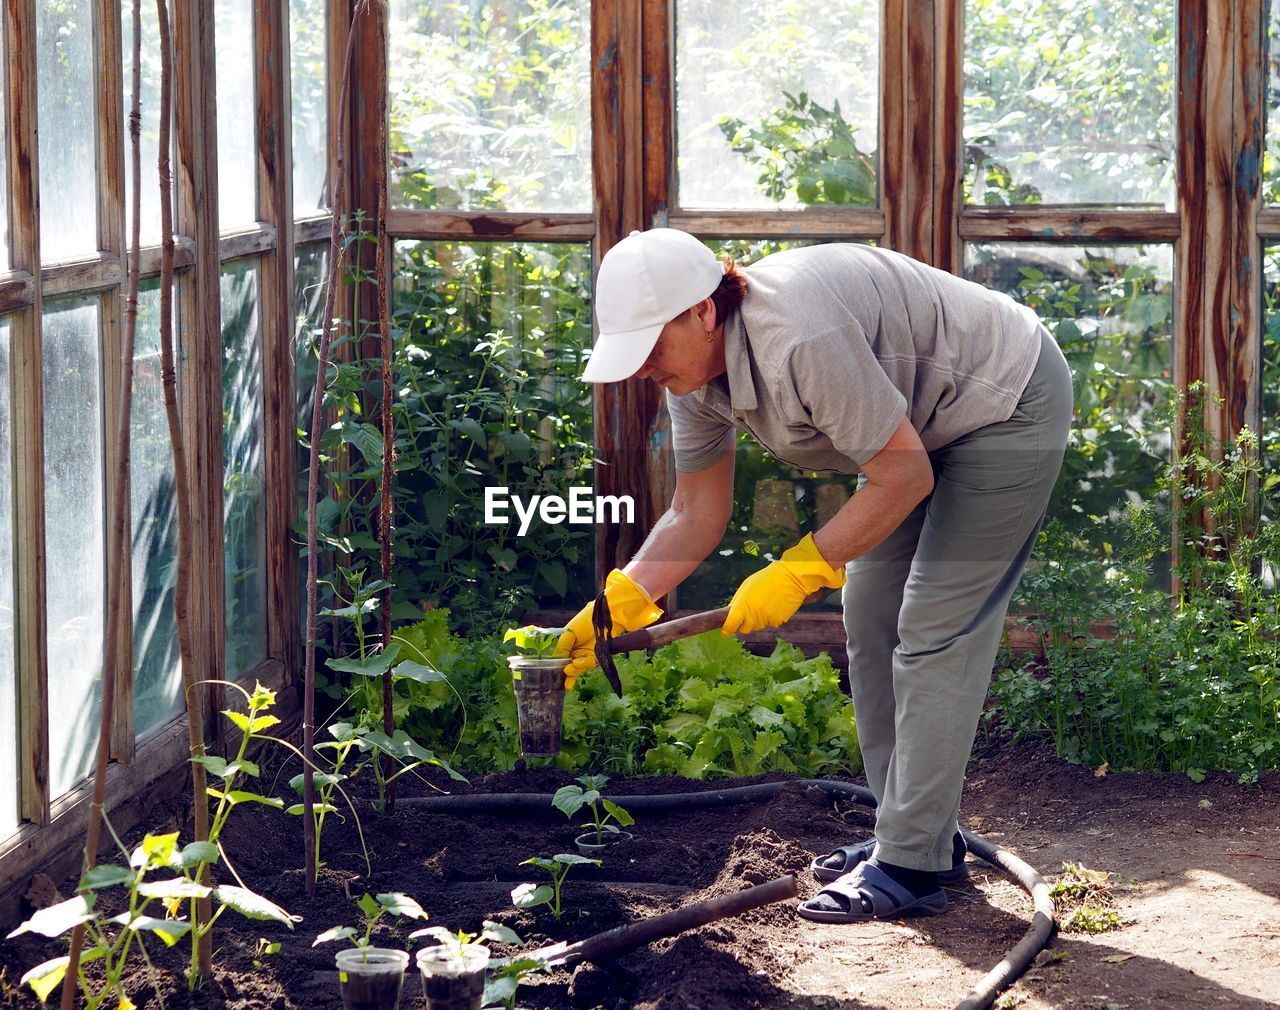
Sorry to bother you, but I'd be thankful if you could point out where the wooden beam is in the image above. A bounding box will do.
[882,0,935,262]
[591,0,652,583]
[172,0,225,744]
[384,209,595,242]
[1256,209,1280,237]
[641,0,673,229]
[256,0,299,684]
[959,208,1181,243]
[95,0,134,763]
[137,235,197,277]
[934,0,964,272]
[0,272,36,314]
[6,0,50,827]
[295,216,333,245]
[41,255,123,298]
[664,209,884,240]
[1218,0,1263,444]
[219,225,279,262]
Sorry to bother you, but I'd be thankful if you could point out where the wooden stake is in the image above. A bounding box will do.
[59,0,145,1003]
[304,0,368,892]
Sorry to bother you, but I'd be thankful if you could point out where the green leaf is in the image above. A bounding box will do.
[449,416,487,443]
[180,841,221,869]
[125,915,193,947]
[552,853,601,867]
[285,802,338,816]
[313,925,358,946]
[289,772,345,794]
[601,798,634,828]
[7,895,95,939]
[80,864,136,891]
[327,644,402,678]
[208,788,285,810]
[551,785,586,818]
[223,710,282,735]
[375,892,428,920]
[137,879,211,901]
[212,886,299,928]
[142,832,181,867]
[357,892,381,918]
[510,883,553,909]
[391,659,445,685]
[480,920,523,946]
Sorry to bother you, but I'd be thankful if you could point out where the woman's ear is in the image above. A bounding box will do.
[696,296,718,332]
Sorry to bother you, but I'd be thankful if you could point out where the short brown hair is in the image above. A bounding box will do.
[709,258,748,326]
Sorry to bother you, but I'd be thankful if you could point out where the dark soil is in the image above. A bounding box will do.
[3,740,1279,1010]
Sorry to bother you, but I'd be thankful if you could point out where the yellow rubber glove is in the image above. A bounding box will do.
[722,533,845,636]
[556,569,663,688]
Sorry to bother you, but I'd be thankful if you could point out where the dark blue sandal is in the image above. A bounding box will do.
[810,838,968,885]
[797,862,949,923]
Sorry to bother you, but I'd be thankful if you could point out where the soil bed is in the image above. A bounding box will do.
[3,740,1279,1010]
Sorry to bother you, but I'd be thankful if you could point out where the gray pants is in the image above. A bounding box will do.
[842,328,1073,871]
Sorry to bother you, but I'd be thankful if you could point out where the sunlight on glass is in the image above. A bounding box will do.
[0,319,15,836]
[388,0,591,212]
[676,1,879,210]
[222,262,268,676]
[132,282,182,736]
[37,0,99,260]
[43,299,106,798]
[1265,7,1280,204]
[123,0,165,245]
[966,243,1173,576]
[964,0,1174,207]
[291,0,329,214]
[215,0,258,228]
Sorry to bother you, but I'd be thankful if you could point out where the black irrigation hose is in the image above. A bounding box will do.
[399,779,1055,1010]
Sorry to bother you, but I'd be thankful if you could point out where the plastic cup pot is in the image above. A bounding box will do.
[574,829,634,856]
[416,944,490,1010]
[508,656,567,757]
[334,948,410,1010]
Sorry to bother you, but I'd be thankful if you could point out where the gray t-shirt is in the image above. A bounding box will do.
[668,244,1044,473]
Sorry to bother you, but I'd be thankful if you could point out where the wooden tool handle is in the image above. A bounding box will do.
[608,589,828,654]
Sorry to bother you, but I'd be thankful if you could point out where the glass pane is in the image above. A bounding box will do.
[294,244,327,632]
[38,0,100,260]
[675,2,879,210]
[132,282,182,735]
[123,0,165,245]
[1262,248,1280,529]
[43,298,105,797]
[1267,4,1280,204]
[0,319,16,836]
[291,0,328,214]
[0,17,9,270]
[222,261,268,675]
[390,242,592,635]
[964,0,1175,207]
[388,1,591,212]
[214,0,258,228]
[965,243,1173,581]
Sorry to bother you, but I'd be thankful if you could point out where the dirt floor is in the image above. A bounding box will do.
[3,739,1279,1010]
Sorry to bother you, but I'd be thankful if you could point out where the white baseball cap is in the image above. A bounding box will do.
[583,228,724,383]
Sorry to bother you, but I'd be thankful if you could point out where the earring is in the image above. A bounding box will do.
[706,332,714,344]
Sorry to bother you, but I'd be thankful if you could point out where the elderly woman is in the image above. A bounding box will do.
[555,228,1072,922]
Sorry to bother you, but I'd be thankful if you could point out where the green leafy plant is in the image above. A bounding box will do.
[511,854,599,922]
[408,922,542,1010]
[7,830,297,1006]
[552,775,634,845]
[1049,863,1134,935]
[503,625,567,659]
[313,892,428,955]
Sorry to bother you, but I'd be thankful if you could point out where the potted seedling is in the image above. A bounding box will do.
[409,921,522,1010]
[503,625,569,757]
[552,774,635,855]
[314,892,427,1010]
[511,854,600,924]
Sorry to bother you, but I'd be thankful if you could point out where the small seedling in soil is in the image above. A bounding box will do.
[512,854,600,922]
[253,938,281,968]
[503,625,567,659]
[314,891,429,955]
[1049,862,1134,934]
[409,921,542,1010]
[552,775,635,845]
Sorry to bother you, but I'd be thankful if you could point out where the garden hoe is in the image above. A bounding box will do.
[591,590,826,697]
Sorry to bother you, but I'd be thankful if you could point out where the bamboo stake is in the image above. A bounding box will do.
[59,0,145,1003]
[374,0,396,815]
[304,0,368,892]
[154,0,214,977]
